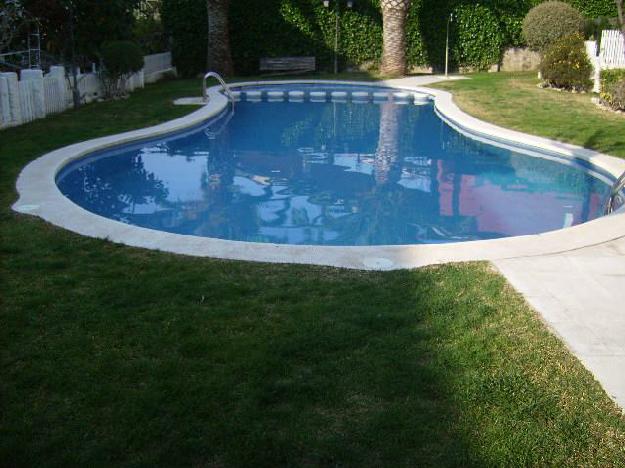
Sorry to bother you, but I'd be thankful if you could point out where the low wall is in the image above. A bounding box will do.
[500,47,541,72]
[0,52,176,130]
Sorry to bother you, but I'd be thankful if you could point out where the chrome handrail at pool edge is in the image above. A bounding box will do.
[605,170,625,215]
[202,71,235,110]
[204,107,235,139]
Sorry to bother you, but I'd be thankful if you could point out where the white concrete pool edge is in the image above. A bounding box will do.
[12,77,625,271]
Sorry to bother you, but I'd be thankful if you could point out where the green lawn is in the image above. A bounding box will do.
[2,76,625,467]
[432,72,625,158]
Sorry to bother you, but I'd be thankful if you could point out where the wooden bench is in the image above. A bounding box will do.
[259,57,316,75]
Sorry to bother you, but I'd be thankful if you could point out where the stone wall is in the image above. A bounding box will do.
[500,47,541,72]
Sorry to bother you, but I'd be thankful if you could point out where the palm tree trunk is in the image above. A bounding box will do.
[380,0,411,77]
[617,0,625,33]
[206,0,234,76]
[616,0,625,63]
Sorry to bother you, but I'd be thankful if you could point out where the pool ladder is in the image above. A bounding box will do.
[202,71,235,109]
[605,170,625,215]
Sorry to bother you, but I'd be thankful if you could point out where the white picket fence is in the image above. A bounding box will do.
[600,30,625,69]
[144,52,176,83]
[586,30,625,92]
[0,52,175,129]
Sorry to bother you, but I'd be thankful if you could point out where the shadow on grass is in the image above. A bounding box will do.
[0,230,480,466]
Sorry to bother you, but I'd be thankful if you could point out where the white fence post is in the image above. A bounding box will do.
[21,69,46,120]
[0,76,10,128]
[44,66,68,115]
[0,72,22,127]
[585,41,601,93]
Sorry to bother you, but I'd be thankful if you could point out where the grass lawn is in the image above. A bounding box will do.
[2,76,625,467]
[432,72,625,158]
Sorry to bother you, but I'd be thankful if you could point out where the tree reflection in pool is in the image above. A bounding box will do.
[56,97,610,245]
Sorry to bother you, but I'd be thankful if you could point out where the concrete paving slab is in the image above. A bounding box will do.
[494,237,625,410]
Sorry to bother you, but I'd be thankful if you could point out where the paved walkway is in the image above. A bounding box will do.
[494,237,625,410]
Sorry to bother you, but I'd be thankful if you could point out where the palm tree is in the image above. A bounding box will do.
[380,0,411,76]
[206,0,233,76]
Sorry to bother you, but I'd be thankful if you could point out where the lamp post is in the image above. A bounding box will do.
[323,0,354,74]
[445,12,454,78]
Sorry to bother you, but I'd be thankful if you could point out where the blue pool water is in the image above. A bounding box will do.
[57,87,612,245]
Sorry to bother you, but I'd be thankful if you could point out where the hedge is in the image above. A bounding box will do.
[162,0,618,77]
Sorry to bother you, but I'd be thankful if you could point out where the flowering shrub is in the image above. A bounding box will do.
[540,34,592,91]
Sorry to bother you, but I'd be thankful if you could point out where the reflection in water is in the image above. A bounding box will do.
[57,98,610,246]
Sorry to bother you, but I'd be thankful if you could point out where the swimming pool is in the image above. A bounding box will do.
[13,79,625,268]
[56,84,611,246]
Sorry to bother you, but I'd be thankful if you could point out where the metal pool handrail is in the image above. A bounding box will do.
[204,108,235,139]
[605,170,625,215]
[202,71,235,109]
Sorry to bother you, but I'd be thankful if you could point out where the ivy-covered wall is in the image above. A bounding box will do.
[162,0,618,77]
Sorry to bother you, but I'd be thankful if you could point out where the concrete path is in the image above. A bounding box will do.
[494,237,625,410]
[383,75,465,87]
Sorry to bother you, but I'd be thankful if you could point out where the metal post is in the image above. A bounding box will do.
[324,0,353,74]
[445,15,451,78]
[334,5,339,74]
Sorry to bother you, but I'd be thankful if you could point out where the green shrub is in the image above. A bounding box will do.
[540,34,592,91]
[453,4,505,70]
[100,41,144,97]
[600,69,625,110]
[522,1,585,51]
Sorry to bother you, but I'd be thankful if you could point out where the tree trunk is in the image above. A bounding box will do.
[380,0,411,77]
[206,0,234,76]
[617,0,625,34]
[616,0,625,62]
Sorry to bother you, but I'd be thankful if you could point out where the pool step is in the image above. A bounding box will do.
[309,91,327,102]
[237,89,431,105]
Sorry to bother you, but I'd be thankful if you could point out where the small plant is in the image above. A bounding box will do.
[608,81,625,111]
[600,70,625,110]
[100,41,144,98]
[540,34,592,91]
[522,1,585,52]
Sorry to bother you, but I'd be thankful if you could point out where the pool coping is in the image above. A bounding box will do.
[12,78,625,270]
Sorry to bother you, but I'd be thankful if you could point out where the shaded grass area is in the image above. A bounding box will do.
[432,72,625,158]
[2,77,625,466]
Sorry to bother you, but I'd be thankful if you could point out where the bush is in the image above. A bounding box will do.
[100,41,144,97]
[522,1,585,51]
[600,69,625,110]
[540,34,592,91]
